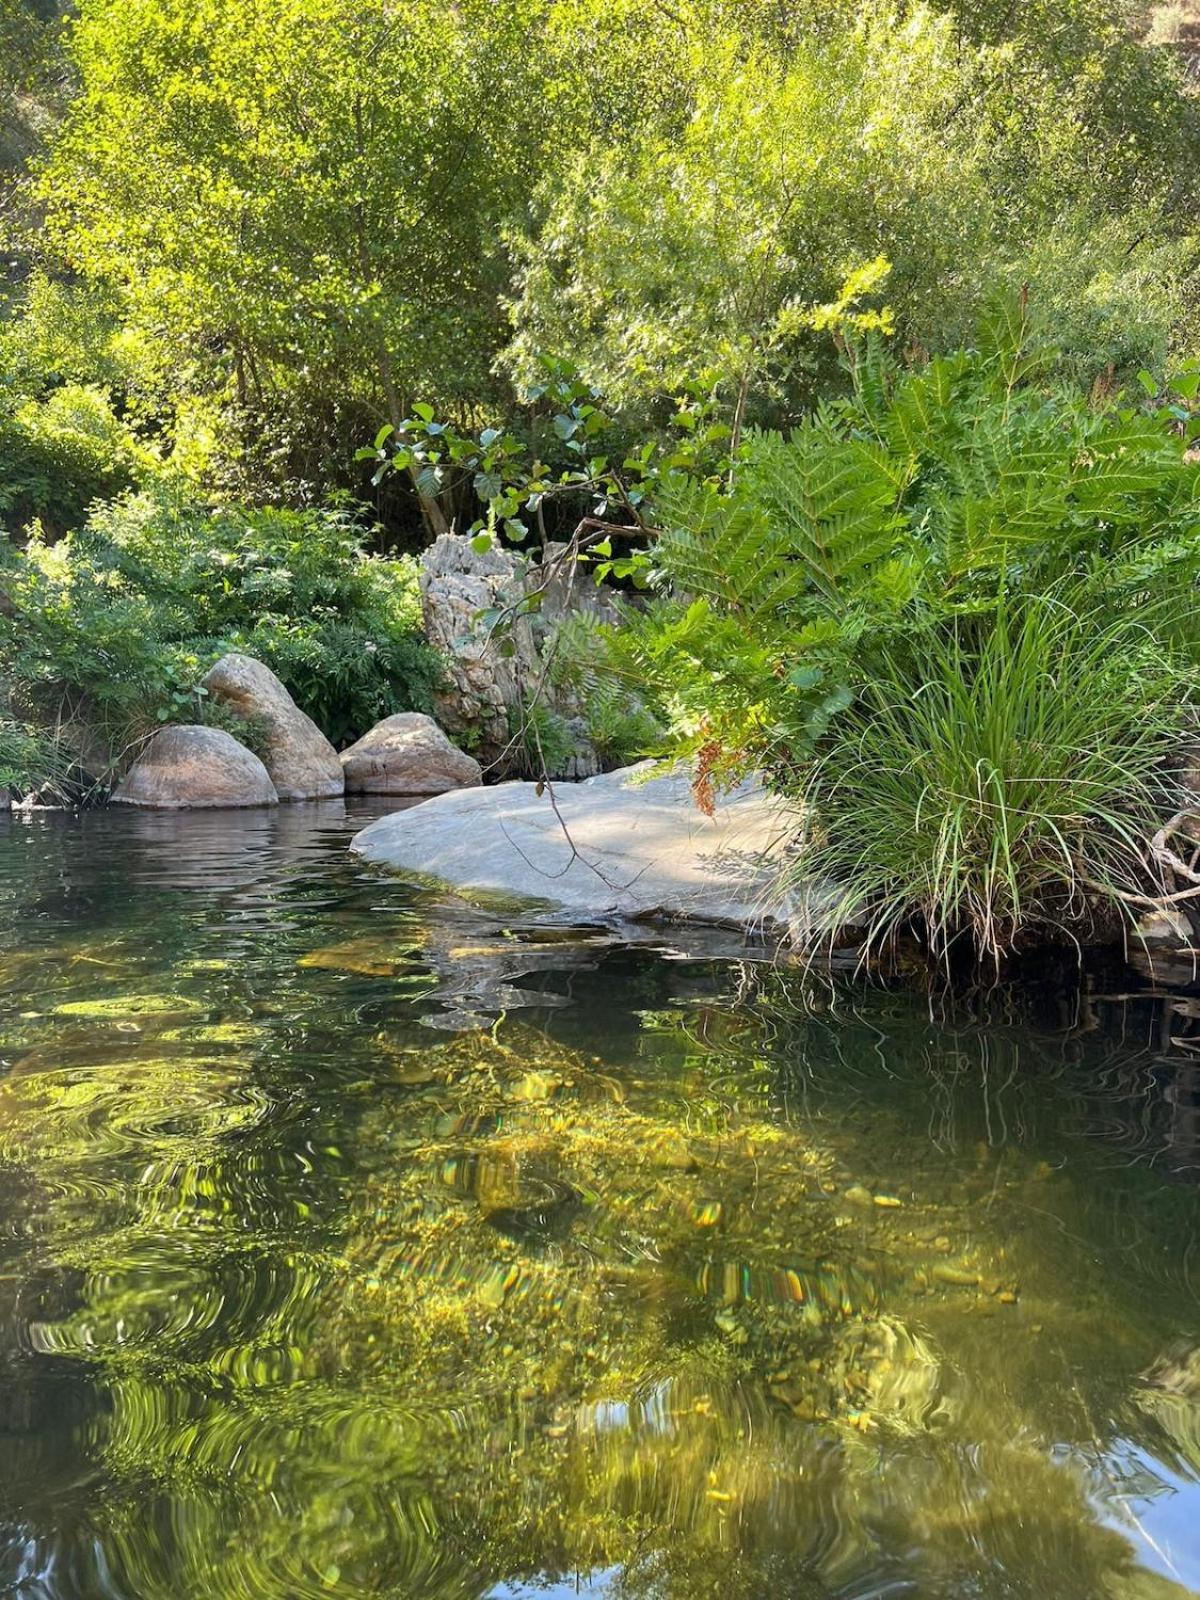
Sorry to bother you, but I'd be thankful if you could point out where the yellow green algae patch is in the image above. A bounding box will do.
[52,994,205,1021]
[159,1023,266,1046]
[297,935,428,977]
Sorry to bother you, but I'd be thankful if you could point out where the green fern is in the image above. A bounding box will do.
[567,305,1200,955]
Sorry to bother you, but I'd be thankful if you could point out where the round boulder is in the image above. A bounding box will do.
[340,713,482,795]
[112,725,279,809]
[201,653,343,800]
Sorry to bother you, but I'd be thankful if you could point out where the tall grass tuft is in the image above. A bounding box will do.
[791,599,1195,965]
[0,717,74,804]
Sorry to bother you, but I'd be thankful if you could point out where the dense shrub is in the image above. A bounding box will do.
[0,713,71,802]
[0,491,441,765]
[0,384,153,537]
[581,301,1200,958]
[794,603,1191,962]
[503,7,1200,427]
[504,699,578,781]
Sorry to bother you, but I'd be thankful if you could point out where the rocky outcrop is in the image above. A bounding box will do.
[419,535,533,762]
[419,534,621,775]
[201,653,342,800]
[112,725,279,809]
[339,712,481,795]
[351,761,822,934]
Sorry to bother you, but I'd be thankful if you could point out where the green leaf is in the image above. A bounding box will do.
[470,532,494,554]
[412,402,435,424]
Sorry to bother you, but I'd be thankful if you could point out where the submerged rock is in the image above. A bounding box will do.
[1128,907,1200,989]
[112,725,278,809]
[201,653,343,800]
[351,761,817,934]
[483,1174,581,1241]
[340,712,481,795]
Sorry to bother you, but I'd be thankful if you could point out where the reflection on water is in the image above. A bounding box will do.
[1,807,1200,1597]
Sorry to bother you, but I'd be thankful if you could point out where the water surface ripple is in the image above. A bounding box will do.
[0,804,1199,1598]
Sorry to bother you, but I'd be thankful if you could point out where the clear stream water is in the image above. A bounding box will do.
[1,803,1200,1600]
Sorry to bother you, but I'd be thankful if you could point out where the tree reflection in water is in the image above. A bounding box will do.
[0,810,1198,1598]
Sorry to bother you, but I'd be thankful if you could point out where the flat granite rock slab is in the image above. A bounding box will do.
[350,762,815,934]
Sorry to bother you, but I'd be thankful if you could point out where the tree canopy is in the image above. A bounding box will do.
[5,0,1193,527]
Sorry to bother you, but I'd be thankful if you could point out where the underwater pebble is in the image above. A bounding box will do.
[654,1137,698,1172]
[506,1070,560,1103]
[932,1264,980,1287]
[714,1311,749,1345]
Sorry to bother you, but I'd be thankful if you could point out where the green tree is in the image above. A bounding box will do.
[0,0,69,289]
[38,0,554,529]
[0,1,65,175]
[504,3,1200,422]
[23,0,1200,538]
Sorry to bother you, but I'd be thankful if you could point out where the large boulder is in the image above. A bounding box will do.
[112,725,278,809]
[201,653,342,800]
[340,713,481,795]
[419,533,621,774]
[420,535,535,761]
[351,761,822,934]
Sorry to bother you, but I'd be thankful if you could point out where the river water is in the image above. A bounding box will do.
[1,802,1199,1599]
